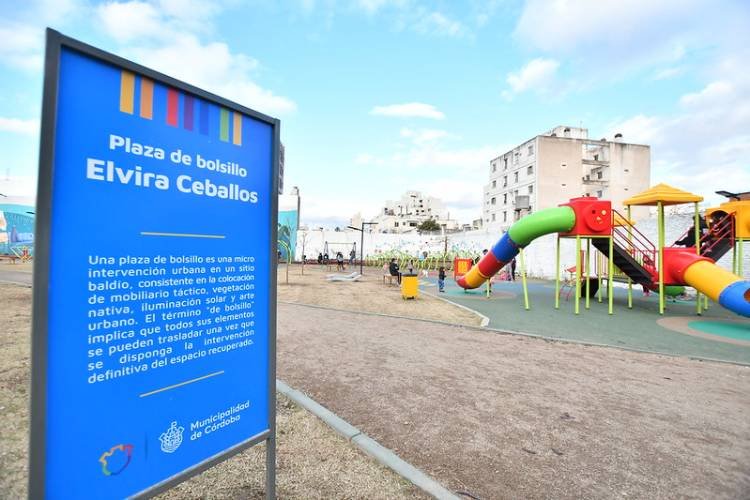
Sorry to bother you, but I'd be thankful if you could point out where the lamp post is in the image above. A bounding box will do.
[347,221,376,275]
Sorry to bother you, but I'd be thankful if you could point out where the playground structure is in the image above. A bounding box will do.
[453,184,750,318]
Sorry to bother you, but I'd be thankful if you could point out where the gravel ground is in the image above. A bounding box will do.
[277,264,483,327]
[278,302,750,500]
[0,283,424,499]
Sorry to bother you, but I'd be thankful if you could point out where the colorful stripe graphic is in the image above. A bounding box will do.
[184,95,194,131]
[139,78,153,119]
[166,89,179,127]
[119,71,135,114]
[118,70,244,146]
[199,101,209,135]
[232,112,242,145]
[220,109,229,142]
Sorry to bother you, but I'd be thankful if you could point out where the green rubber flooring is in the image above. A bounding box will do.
[423,277,750,365]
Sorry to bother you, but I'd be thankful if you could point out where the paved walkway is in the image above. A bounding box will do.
[423,277,750,365]
[278,302,750,500]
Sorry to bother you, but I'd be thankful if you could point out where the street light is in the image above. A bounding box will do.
[347,221,377,275]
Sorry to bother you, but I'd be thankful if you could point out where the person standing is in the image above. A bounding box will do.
[317,253,323,265]
[349,248,356,266]
[336,252,345,271]
[509,257,517,281]
[438,266,446,292]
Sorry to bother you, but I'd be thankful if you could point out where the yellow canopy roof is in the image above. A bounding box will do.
[623,183,704,206]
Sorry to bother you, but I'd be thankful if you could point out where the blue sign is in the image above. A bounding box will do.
[31,33,278,499]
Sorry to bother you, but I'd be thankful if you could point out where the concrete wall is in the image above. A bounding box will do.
[296,213,749,280]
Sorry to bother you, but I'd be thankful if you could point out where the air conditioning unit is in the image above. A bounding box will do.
[515,195,530,210]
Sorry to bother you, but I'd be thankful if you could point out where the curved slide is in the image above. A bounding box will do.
[457,206,750,317]
[457,206,575,289]
[663,252,750,317]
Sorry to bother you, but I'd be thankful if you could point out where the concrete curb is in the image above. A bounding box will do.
[277,379,459,500]
[420,288,490,327]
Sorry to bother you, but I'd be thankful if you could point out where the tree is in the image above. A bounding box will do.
[417,219,441,232]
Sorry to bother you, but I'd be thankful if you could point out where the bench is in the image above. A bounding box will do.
[0,254,20,264]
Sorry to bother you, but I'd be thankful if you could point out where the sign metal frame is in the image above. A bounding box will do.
[29,28,279,499]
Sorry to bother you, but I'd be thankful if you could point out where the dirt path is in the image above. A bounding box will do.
[278,302,750,500]
[277,264,482,327]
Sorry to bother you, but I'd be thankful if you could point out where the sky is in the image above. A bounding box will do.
[1,0,749,227]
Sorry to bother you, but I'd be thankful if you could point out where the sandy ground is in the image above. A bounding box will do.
[277,263,482,327]
[0,283,424,499]
[278,302,750,500]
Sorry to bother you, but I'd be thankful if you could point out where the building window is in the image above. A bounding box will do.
[503,193,507,204]
[409,222,417,227]
[491,197,496,205]
[394,222,399,227]
[503,175,507,187]
[513,152,519,165]
[593,154,599,161]
[597,171,603,179]
[527,165,533,175]
[528,185,533,194]
[503,211,507,222]
[492,180,496,188]
[492,163,497,172]
[503,157,508,169]
[528,144,534,155]
[514,172,519,183]
[596,190,603,197]
[491,213,496,221]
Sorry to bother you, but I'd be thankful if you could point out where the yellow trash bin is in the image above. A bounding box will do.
[401,273,419,299]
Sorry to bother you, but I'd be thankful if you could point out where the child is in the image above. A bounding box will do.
[438,266,446,292]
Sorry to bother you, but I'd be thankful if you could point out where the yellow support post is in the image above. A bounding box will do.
[608,234,614,315]
[575,235,581,315]
[597,253,603,303]
[555,236,560,309]
[520,247,529,310]
[740,238,745,277]
[658,201,665,315]
[626,205,633,309]
[585,239,591,310]
[695,202,701,316]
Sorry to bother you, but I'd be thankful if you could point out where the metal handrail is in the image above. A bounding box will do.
[700,212,735,255]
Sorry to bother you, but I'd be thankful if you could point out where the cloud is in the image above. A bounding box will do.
[400,127,451,144]
[0,117,39,135]
[502,58,559,99]
[413,12,466,38]
[96,1,296,115]
[0,0,85,71]
[371,102,445,119]
[652,67,683,81]
[605,55,750,205]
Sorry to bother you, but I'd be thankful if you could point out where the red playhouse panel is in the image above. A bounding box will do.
[661,247,712,285]
[453,258,474,279]
[559,197,612,236]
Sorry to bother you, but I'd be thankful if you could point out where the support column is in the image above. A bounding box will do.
[575,235,581,315]
[555,236,561,309]
[695,202,701,316]
[585,239,591,310]
[608,235,614,315]
[658,201,665,315]
[520,248,529,310]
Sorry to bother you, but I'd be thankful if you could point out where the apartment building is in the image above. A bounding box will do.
[361,190,460,233]
[482,126,650,231]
